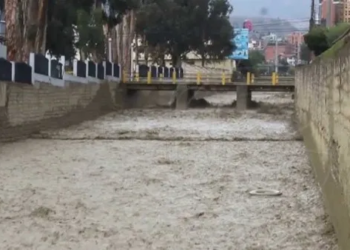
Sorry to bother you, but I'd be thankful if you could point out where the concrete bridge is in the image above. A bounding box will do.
[121,74,294,109]
[124,82,294,110]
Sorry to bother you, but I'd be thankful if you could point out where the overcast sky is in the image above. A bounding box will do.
[230,0,310,20]
[229,0,311,29]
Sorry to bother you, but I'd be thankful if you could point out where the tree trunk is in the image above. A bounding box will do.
[21,0,32,61]
[79,50,86,61]
[144,46,149,65]
[111,10,136,73]
[34,0,48,54]
[115,24,123,64]
[161,54,165,67]
[121,14,129,73]
[110,27,118,62]
[127,10,135,73]
[171,54,177,67]
[135,33,139,65]
[103,25,109,61]
[5,0,48,62]
[171,53,181,67]
[5,0,19,61]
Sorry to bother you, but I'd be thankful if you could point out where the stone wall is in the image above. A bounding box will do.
[0,81,121,142]
[295,46,350,249]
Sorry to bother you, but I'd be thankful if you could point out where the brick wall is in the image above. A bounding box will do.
[295,46,350,249]
[0,81,121,142]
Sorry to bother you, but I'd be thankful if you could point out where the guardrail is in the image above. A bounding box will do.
[120,71,294,86]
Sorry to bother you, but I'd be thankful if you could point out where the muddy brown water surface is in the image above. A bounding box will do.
[0,93,337,249]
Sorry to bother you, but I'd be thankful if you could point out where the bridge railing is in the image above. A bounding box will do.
[122,69,294,86]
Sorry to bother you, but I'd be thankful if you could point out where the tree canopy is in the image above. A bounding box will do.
[236,50,265,76]
[135,0,235,66]
[4,0,138,61]
[45,0,138,59]
[304,23,350,56]
[4,0,235,64]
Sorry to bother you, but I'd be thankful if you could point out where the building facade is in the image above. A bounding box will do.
[263,42,294,63]
[319,0,344,26]
[343,0,350,22]
[287,32,304,46]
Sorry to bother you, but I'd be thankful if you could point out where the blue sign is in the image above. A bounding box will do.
[229,28,249,60]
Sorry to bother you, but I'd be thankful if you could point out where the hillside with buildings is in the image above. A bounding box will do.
[248,31,304,65]
[230,16,301,36]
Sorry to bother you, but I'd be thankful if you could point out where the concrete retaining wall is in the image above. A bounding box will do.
[0,80,217,142]
[0,81,121,142]
[295,46,350,249]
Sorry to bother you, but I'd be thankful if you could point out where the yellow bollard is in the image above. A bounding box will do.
[147,71,151,84]
[272,72,276,85]
[246,72,251,85]
[159,73,163,80]
[172,70,176,84]
[196,72,201,85]
[135,73,139,82]
[222,72,226,85]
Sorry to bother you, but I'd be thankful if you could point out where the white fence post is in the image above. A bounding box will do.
[29,53,35,84]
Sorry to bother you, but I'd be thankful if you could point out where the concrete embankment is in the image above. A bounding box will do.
[295,45,350,249]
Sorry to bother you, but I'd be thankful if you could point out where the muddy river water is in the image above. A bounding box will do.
[0,93,337,249]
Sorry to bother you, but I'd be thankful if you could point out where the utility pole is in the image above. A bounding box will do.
[309,0,315,31]
[296,36,300,65]
[308,0,315,63]
[274,38,278,73]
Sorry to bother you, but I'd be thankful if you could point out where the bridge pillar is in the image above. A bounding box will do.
[175,84,189,109]
[188,89,195,102]
[114,83,127,109]
[236,85,251,110]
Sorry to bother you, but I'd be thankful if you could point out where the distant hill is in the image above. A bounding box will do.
[230,16,300,37]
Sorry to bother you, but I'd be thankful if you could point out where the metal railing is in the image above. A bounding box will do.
[122,71,294,86]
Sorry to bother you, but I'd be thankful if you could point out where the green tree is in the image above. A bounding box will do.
[189,0,235,66]
[326,22,350,45]
[304,26,329,56]
[45,0,138,59]
[136,0,193,66]
[46,0,94,59]
[101,0,139,31]
[304,23,350,56]
[248,50,265,67]
[136,0,235,66]
[236,50,265,76]
[76,8,106,61]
